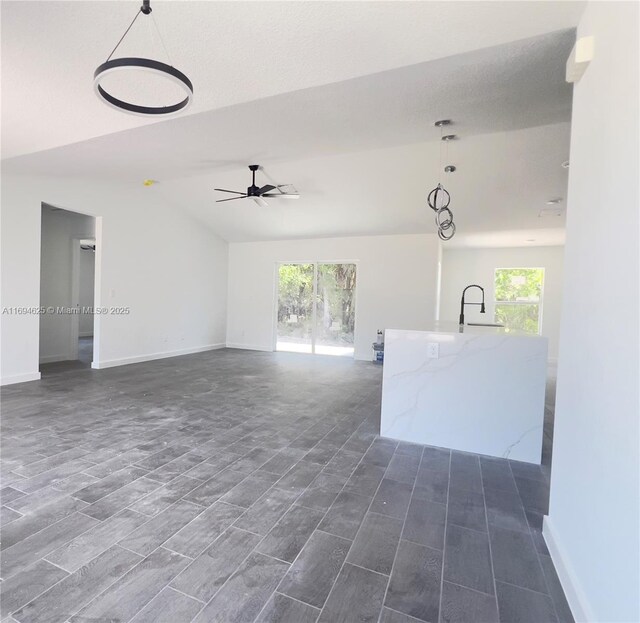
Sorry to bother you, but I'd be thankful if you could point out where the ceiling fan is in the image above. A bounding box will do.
[215,165,299,208]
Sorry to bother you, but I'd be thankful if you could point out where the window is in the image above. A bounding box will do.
[494,268,544,334]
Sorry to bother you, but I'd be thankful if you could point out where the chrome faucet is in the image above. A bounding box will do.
[459,285,486,325]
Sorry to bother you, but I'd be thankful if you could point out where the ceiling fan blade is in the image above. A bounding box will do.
[251,196,269,208]
[216,196,247,203]
[214,188,245,195]
[257,184,276,195]
[276,184,298,194]
[262,193,300,199]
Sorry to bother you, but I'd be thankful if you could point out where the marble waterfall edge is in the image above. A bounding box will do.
[380,328,548,464]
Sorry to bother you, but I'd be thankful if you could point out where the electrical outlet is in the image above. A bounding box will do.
[427,342,439,359]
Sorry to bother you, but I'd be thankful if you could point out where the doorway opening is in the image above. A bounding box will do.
[276,262,357,357]
[39,204,97,374]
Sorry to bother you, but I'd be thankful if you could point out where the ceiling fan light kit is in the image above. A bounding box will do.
[94,0,193,116]
[427,119,459,241]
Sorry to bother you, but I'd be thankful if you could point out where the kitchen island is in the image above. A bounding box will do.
[380,325,548,464]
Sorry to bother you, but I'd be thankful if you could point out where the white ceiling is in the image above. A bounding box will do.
[1,1,581,247]
[3,29,575,181]
[154,123,571,245]
[2,0,584,158]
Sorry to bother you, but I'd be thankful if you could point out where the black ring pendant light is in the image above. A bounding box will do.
[94,0,193,116]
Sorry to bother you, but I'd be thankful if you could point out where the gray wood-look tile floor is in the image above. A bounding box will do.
[1,349,573,623]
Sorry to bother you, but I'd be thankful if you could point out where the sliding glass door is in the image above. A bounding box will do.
[315,263,356,355]
[276,262,356,357]
[276,263,315,354]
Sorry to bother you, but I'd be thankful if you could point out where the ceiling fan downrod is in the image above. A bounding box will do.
[249,165,259,193]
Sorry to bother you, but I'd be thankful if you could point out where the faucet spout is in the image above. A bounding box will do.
[459,284,486,325]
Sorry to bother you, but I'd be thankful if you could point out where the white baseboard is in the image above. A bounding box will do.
[1,371,42,386]
[543,515,595,622]
[225,343,273,352]
[92,343,226,370]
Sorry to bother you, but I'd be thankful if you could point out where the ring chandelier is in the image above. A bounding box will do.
[94,0,193,116]
[427,120,458,241]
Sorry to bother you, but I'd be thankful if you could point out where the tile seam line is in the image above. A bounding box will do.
[383,603,429,623]
[273,589,322,612]
[481,456,502,621]
[435,449,453,623]
[166,585,207,605]
[496,578,566,600]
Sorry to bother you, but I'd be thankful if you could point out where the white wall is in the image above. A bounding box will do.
[544,3,639,622]
[440,246,564,360]
[79,245,95,337]
[226,234,441,360]
[39,207,94,363]
[1,174,229,384]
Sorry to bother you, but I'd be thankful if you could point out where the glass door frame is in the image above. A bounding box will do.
[273,260,359,356]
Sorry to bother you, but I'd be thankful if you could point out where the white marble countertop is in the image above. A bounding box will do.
[391,323,537,337]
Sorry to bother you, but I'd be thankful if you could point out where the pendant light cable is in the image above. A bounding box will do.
[443,125,449,176]
[106,8,143,62]
[151,12,173,67]
[439,121,444,177]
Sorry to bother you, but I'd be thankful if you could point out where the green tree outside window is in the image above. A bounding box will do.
[494,268,544,334]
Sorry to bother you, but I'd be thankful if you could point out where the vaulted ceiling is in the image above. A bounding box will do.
[1,1,584,246]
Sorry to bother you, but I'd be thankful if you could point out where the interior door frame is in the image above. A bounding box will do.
[69,237,82,361]
[69,236,96,361]
[38,203,102,370]
[273,260,358,356]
